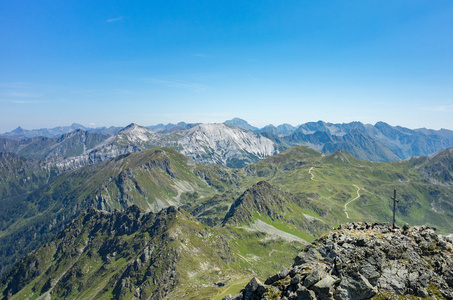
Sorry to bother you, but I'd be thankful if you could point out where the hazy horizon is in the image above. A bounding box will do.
[3,117,453,134]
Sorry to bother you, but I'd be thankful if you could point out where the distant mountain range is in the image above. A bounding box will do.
[0,122,202,140]
[1,119,453,168]
[227,118,453,161]
[0,129,109,160]
[1,123,91,139]
[147,121,201,133]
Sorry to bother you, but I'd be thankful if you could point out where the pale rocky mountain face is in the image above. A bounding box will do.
[178,123,278,167]
[113,123,159,145]
[51,123,279,170]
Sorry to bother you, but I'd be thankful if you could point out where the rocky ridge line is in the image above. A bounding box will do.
[225,222,453,300]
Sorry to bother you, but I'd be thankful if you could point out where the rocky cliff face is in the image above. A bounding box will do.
[178,123,278,167]
[225,222,453,300]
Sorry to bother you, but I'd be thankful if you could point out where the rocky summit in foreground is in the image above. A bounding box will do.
[225,222,453,300]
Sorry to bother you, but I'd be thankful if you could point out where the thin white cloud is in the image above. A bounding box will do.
[0,82,41,89]
[422,104,453,112]
[193,53,211,58]
[0,82,58,100]
[113,89,137,95]
[1,91,43,98]
[372,101,399,106]
[107,16,125,23]
[0,82,52,104]
[7,99,51,104]
[147,79,208,92]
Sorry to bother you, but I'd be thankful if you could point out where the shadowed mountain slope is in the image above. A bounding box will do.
[405,147,453,186]
[0,129,108,160]
[222,181,330,241]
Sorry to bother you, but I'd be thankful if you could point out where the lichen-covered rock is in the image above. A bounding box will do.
[225,222,453,300]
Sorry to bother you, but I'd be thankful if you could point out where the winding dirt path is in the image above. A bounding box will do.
[343,184,361,219]
[308,167,361,219]
[309,167,315,180]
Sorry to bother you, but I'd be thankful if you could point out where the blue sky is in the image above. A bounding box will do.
[1,1,453,132]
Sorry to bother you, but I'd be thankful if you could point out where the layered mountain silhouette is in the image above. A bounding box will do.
[2,119,453,169]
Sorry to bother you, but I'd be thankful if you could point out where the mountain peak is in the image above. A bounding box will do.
[59,128,85,138]
[222,181,305,226]
[70,123,86,129]
[119,123,151,134]
[123,122,139,129]
[224,118,258,131]
[374,121,392,129]
[262,124,276,129]
[229,117,247,122]
[111,124,156,148]
[324,149,359,163]
[11,126,25,133]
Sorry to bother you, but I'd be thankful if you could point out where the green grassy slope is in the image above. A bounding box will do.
[236,147,453,234]
[0,153,58,229]
[0,206,304,300]
[0,148,226,277]
[222,181,330,241]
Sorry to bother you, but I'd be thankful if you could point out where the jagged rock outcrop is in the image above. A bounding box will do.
[226,222,453,299]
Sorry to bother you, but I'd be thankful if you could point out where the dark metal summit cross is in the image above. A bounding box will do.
[391,189,398,229]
